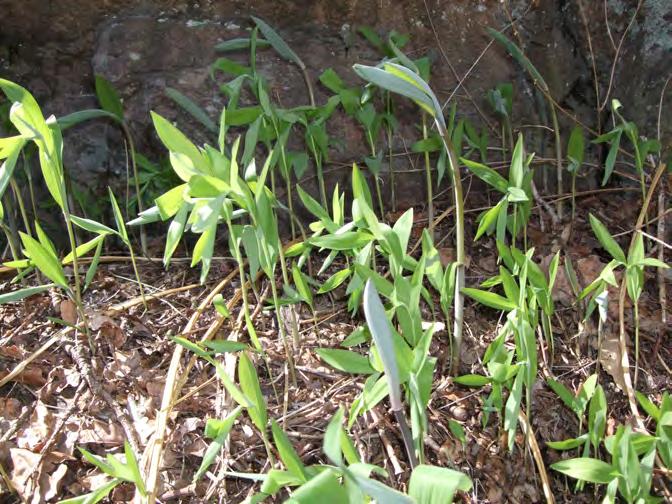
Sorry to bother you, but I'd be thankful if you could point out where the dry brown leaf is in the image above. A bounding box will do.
[600,332,626,391]
[76,418,125,446]
[0,365,47,387]
[59,299,78,325]
[16,401,54,451]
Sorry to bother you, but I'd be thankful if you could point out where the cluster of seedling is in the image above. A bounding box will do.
[0,16,669,504]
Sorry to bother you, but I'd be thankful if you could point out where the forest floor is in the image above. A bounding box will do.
[0,189,670,503]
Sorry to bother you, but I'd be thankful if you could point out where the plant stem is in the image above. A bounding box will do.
[437,129,465,376]
[386,93,396,213]
[549,106,563,220]
[121,123,148,258]
[368,136,385,219]
[422,114,435,240]
[633,301,640,387]
[309,136,328,208]
[9,179,31,237]
[269,271,297,386]
[393,408,418,469]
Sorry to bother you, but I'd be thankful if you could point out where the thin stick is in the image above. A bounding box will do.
[141,269,237,502]
[519,411,555,504]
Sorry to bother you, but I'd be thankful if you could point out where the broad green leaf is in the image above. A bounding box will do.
[252,16,305,69]
[271,420,307,482]
[363,280,402,411]
[589,214,626,264]
[462,158,508,193]
[238,352,268,432]
[0,284,55,304]
[551,457,617,484]
[292,265,313,308]
[349,473,414,504]
[164,203,189,266]
[62,234,106,264]
[288,468,347,504]
[462,287,517,311]
[310,231,373,251]
[151,111,203,178]
[474,198,506,241]
[212,293,231,319]
[488,29,548,91]
[215,37,271,52]
[202,339,248,354]
[55,478,119,504]
[352,64,433,116]
[454,374,490,387]
[165,87,216,133]
[317,268,351,294]
[546,435,589,451]
[20,232,68,290]
[509,134,525,188]
[567,126,585,171]
[323,407,344,466]
[69,215,116,236]
[315,348,375,374]
[196,407,242,481]
[408,464,472,504]
[108,188,129,243]
[94,75,124,119]
[546,378,576,412]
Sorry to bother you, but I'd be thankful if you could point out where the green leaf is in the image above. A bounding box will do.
[317,268,351,294]
[292,265,313,308]
[546,435,589,451]
[589,214,626,264]
[94,75,124,120]
[56,478,119,504]
[108,187,129,243]
[123,441,146,496]
[363,280,402,411]
[271,420,307,482]
[62,234,107,264]
[551,457,617,484]
[462,158,508,193]
[352,64,434,117]
[310,231,373,251]
[567,126,585,171]
[238,352,268,432]
[474,198,506,241]
[635,392,660,422]
[408,464,472,504]
[487,29,548,91]
[323,407,344,466]
[20,232,68,290]
[150,111,203,180]
[0,284,55,304]
[202,339,248,354]
[288,468,347,504]
[462,287,517,311]
[547,378,576,412]
[453,374,490,387]
[252,16,305,69]
[509,134,525,188]
[601,130,622,186]
[69,215,116,236]
[316,348,375,374]
[196,407,242,481]
[212,293,231,319]
[215,37,271,52]
[165,87,216,133]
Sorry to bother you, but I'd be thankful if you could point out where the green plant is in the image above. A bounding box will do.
[488,29,564,220]
[353,61,466,374]
[551,425,658,503]
[56,441,146,503]
[566,125,585,222]
[593,99,661,197]
[464,134,533,248]
[581,214,669,385]
[636,391,672,469]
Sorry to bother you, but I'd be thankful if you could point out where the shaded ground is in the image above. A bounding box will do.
[0,189,670,502]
